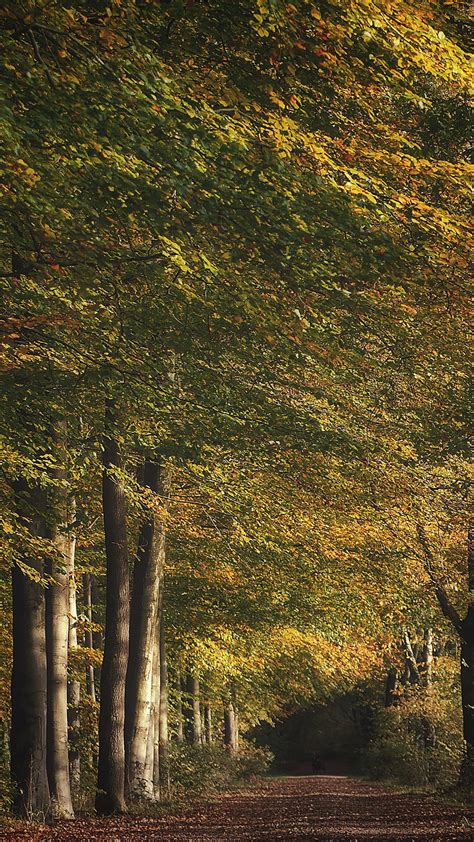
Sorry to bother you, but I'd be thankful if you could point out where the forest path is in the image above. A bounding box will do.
[2,775,474,841]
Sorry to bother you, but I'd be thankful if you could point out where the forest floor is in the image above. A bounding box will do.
[1,775,474,841]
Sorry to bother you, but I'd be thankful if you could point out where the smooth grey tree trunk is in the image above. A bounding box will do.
[11,482,50,817]
[422,628,433,687]
[67,502,81,793]
[158,617,170,798]
[223,701,237,753]
[125,460,166,802]
[96,401,130,815]
[83,573,96,703]
[151,631,161,801]
[204,705,213,744]
[46,533,75,818]
[201,707,207,744]
[175,668,184,745]
[186,675,202,746]
[403,630,420,684]
[146,628,161,801]
[45,443,75,819]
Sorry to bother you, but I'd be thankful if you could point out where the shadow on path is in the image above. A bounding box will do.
[2,775,473,841]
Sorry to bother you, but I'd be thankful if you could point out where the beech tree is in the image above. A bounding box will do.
[125,460,167,801]
[10,480,50,817]
[96,404,130,815]
[45,439,75,819]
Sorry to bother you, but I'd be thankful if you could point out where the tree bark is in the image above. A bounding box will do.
[125,460,166,802]
[421,628,433,687]
[460,528,474,786]
[151,631,160,801]
[204,705,213,744]
[460,606,474,788]
[10,482,50,817]
[384,668,399,707]
[82,573,96,702]
[175,668,184,745]
[188,675,202,746]
[45,515,75,818]
[234,711,240,752]
[403,630,420,684]
[96,402,130,815]
[201,706,207,744]
[45,446,75,819]
[223,701,237,753]
[67,501,81,793]
[158,617,170,798]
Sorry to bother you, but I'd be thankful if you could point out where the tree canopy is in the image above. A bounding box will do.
[0,0,472,818]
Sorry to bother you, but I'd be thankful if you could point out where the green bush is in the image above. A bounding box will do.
[168,741,273,799]
[365,675,463,789]
[236,743,274,779]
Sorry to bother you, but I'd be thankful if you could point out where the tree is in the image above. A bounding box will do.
[96,403,130,815]
[125,460,166,802]
[417,524,474,787]
[45,433,75,818]
[10,481,50,817]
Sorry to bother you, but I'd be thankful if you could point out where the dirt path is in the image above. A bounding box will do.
[2,775,474,841]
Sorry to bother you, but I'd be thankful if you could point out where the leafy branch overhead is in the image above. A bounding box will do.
[0,0,472,822]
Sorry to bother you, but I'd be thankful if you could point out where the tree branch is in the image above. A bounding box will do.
[416,522,463,635]
[403,630,420,682]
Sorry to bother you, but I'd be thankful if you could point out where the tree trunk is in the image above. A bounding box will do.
[144,713,155,802]
[96,402,130,815]
[419,523,474,789]
[67,502,81,793]
[151,631,160,802]
[175,668,184,745]
[10,483,50,817]
[201,707,207,744]
[158,617,170,798]
[403,630,420,684]
[460,606,474,788]
[82,573,96,703]
[204,705,213,744]
[187,675,202,746]
[384,668,399,707]
[421,628,433,687]
[45,536,74,817]
[125,460,166,802]
[45,445,75,819]
[234,710,240,752]
[223,701,237,753]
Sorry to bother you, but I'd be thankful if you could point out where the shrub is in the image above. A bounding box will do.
[365,671,463,790]
[167,740,273,799]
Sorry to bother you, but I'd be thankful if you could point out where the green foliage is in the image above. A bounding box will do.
[365,667,463,789]
[70,695,100,811]
[167,742,273,799]
[0,0,472,814]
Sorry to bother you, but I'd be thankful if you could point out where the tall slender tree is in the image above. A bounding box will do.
[125,459,166,801]
[45,442,75,819]
[96,402,130,814]
[158,618,170,798]
[10,481,50,817]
